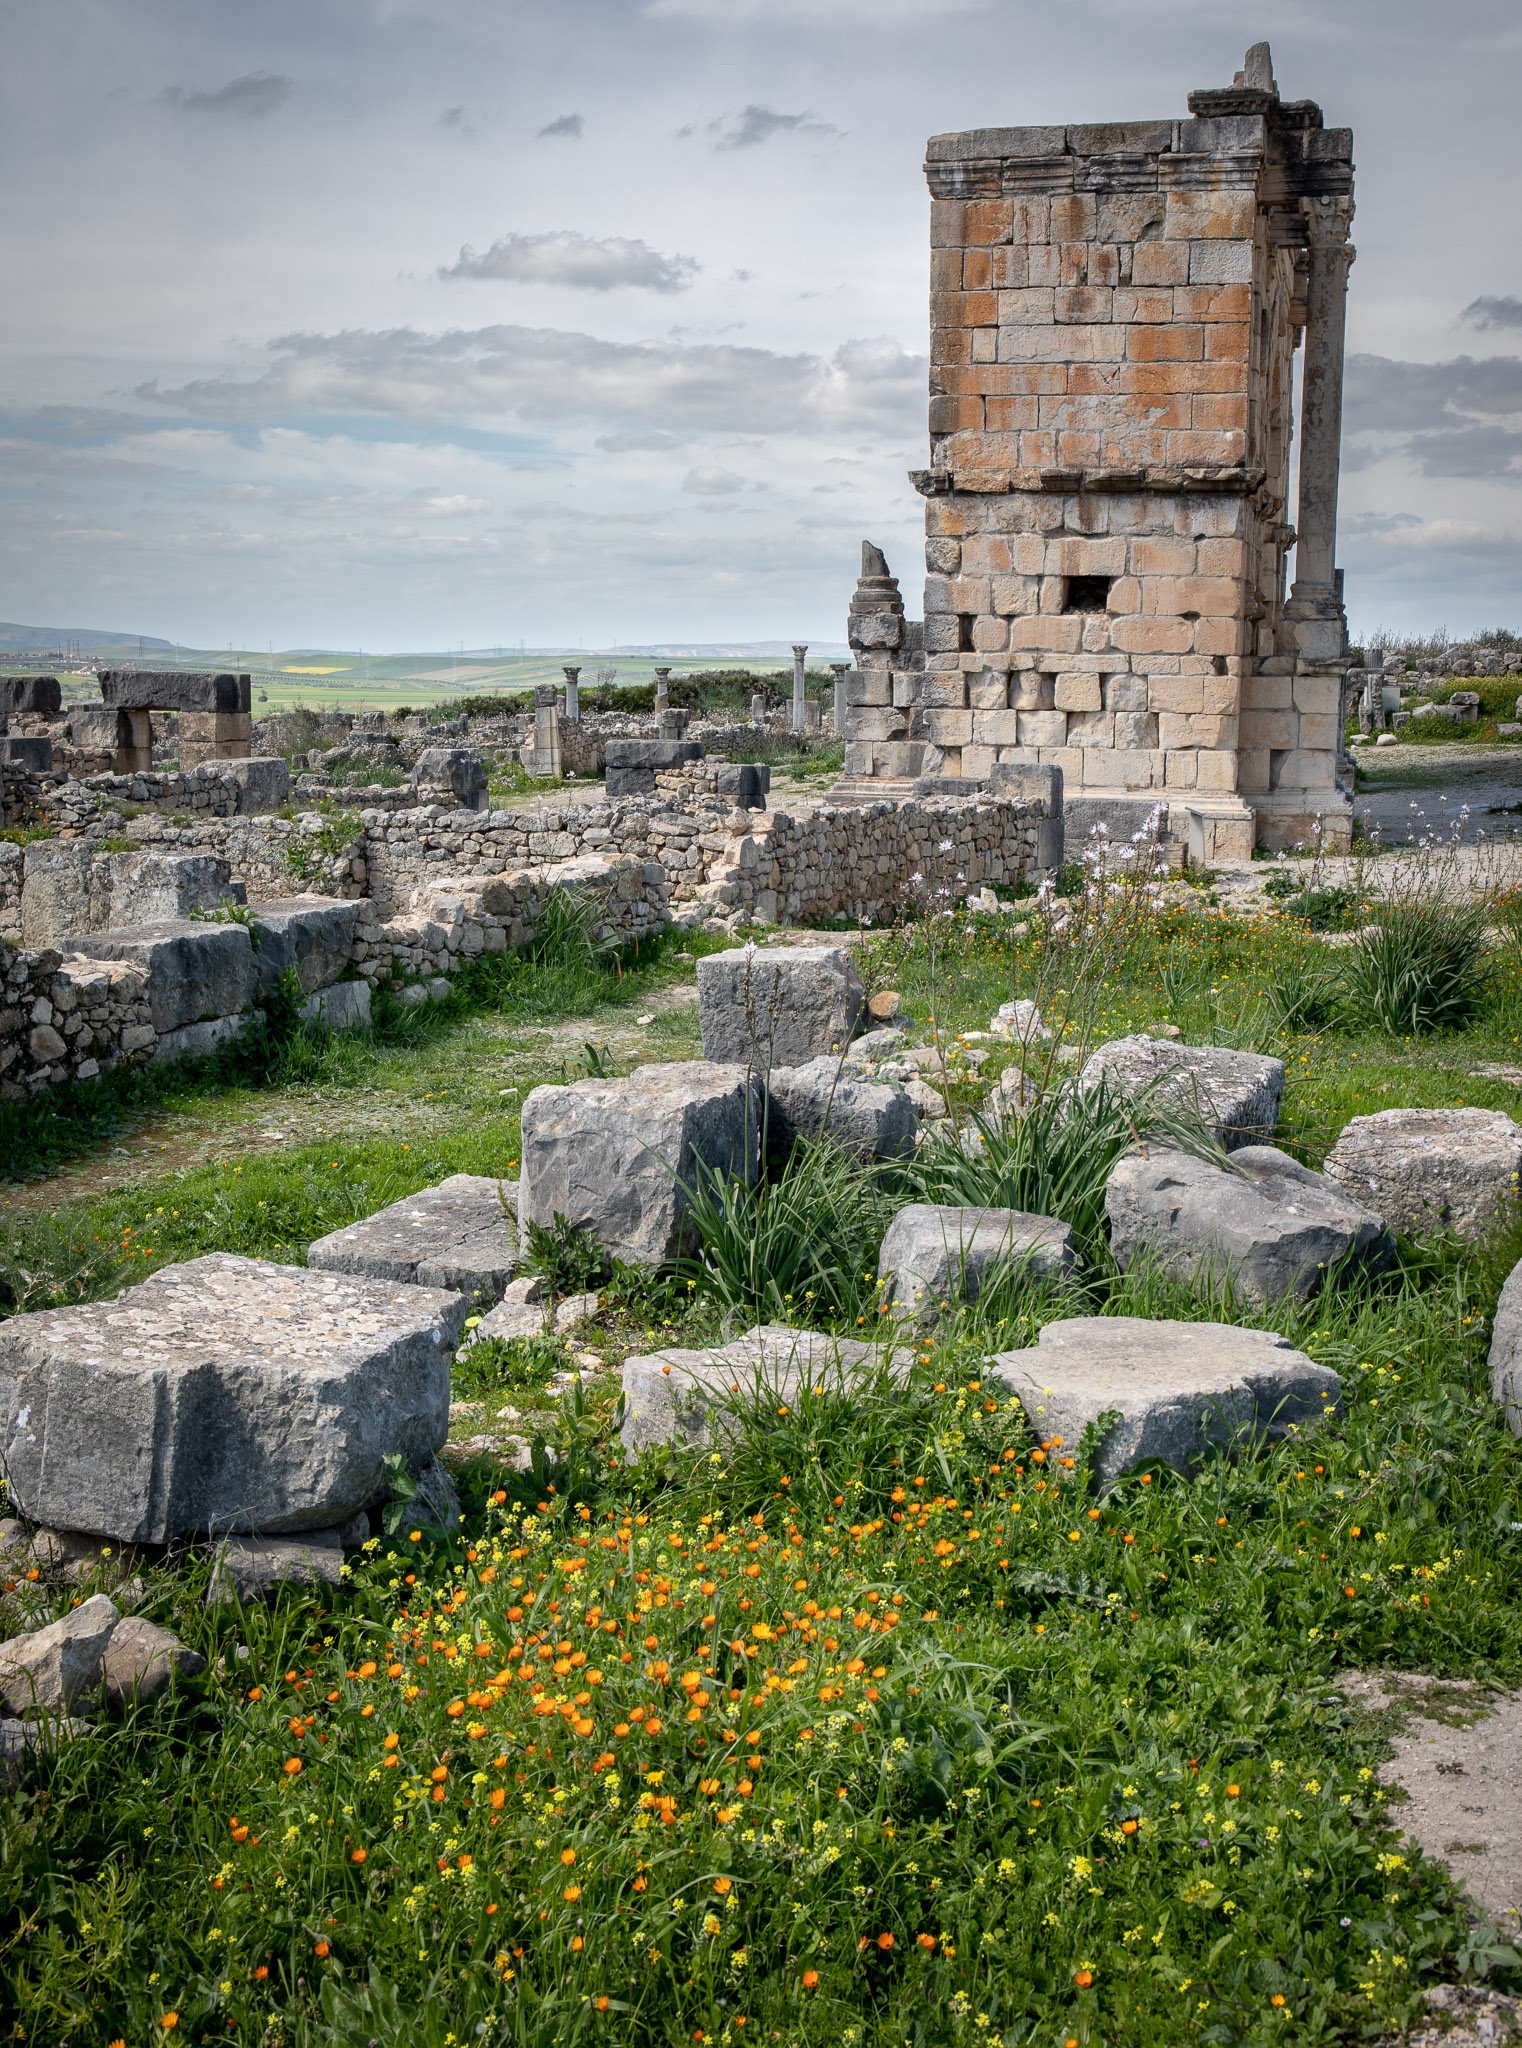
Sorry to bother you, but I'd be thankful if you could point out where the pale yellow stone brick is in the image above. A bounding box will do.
[1054,672,1103,713]
[1147,676,1205,714]
[1194,748,1241,791]
[922,709,974,747]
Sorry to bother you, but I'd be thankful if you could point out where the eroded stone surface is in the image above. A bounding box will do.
[0,1255,468,1542]
[1105,1144,1391,1303]
[991,1317,1340,1488]
[0,1594,119,1715]
[620,1324,891,1453]
[1080,1036,1284,1150]
[66,919,257,1034]
[697,945,864,1069]
[307,1174,515,1301]
[519,1062,758,1267]
[764,1057,917,1162]
[100,1617,205,1705]
[207,1531,343,1606]
[1324,1107,1522,1242]
[878,1203,1075,1318]
[1489,1253,1522,1436]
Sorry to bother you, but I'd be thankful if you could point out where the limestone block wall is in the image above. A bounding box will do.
[108,813,368,902]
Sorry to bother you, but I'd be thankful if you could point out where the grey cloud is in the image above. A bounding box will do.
[596,430,685,452]
[1461,296,1522,331]
[439,232,698,293]
[682,466,745,494]
[1345,352,1522,478]
[706,106,840,151]
[537,113,584,139]
[158,73,293,118]
[138,326,925,439]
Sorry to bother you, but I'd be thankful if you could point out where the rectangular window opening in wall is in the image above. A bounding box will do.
[1063,576,1112,614]
[957,613,977,652]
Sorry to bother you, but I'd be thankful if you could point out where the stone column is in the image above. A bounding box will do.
[653,666,671,715]
[829,663,851,736]
[562,665,580,722]
[791,645,808,730]
[1287,202,1355,626]
[750,692,766,723]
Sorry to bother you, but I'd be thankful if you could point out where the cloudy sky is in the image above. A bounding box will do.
[2,0,1519,651]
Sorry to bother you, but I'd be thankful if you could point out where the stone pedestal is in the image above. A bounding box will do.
[179,710,253,771]
[519,685,562,779]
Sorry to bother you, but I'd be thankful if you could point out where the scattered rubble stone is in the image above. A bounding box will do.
[991,1317,1341,1488]
[696,944,863,1068]
[0,1593,120,1715]
[1105,1145,1392,1304]
[0,1716,94,1783]
[100,1617,206,1706]
[207,1532,344,1606]
[1323,1107,1522,1242]
[1489,1252,1522,1436]
[878,1203,1075,1319]
[1080,1035,1284,1149]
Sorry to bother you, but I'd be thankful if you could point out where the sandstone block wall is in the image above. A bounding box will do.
[844,46,1357,851]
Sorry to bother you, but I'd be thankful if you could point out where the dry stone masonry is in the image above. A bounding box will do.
[840,42,1356,853]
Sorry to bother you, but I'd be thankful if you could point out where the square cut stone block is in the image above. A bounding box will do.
[0,1256,469,1543]
[251,895,361,997]
[697,945,863,1068]
[620,1325,889,1454]
[519,1061,759,1268]
[991,1317,1341,1487]
[878,1203,1075,1320]
[307,1174,516,1301]
[66,920,257,1034]
[764,1057,917,1163]
[1080,1035,1283,1149]
[1323,1108,1522,1243]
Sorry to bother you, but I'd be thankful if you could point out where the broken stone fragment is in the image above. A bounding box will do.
[307,1173,516,1301]
[0,1593,120,1716]
[1080,1035,1284,1150]
[763,1057,917,1162]
[1105,1145,1391,1304]
[620,1325,893,1454]
[100,1616,206,1706]
[206,1532,343,1607]
[878,1203,1076,1320]
[1488,1252,1522,1437]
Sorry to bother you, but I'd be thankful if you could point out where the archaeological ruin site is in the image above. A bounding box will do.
[1,42,1520,2048]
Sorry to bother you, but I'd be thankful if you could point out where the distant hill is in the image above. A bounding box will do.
[0,622,172,650]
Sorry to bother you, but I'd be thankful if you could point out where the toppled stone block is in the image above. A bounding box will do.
[100,1617,206,1706]
[991,1317,1341,1488]
[251,895,361,996]
[0,1594,119,1716]
[764,1057,917,1162]
[519,1061,759,1267]
[697,945,864,1068]
[1105,1145,1392,1304]
[207,1530,343,1606]
[620,1324,887,1453]
[470,1299,547,1344]
[1323,1107,1522,1242]
[307,1174,515,1302]
[0,735,52,773]
[219,755,291,814]
[1489,1253,1522,1436]
[1080,1035,1284,1150]
[302,981,371,1032]
[878,1203,1075,1318]
[409,746,489,812]
[0,1255,469,1542]
[1,675,62,717]
[66,919,257,1034]
[99,670,251,714]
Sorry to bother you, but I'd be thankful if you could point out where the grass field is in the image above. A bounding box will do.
[2,882,1521,2044]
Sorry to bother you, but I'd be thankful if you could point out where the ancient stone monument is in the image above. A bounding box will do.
[97,671,253,774]
[519,685,563,779]
[840,43,1355,852]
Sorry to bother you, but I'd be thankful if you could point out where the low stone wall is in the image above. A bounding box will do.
[108,812,367,902]
[0,943,156,1096]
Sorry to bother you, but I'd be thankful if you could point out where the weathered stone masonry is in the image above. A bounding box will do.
[843,43,1356,852]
